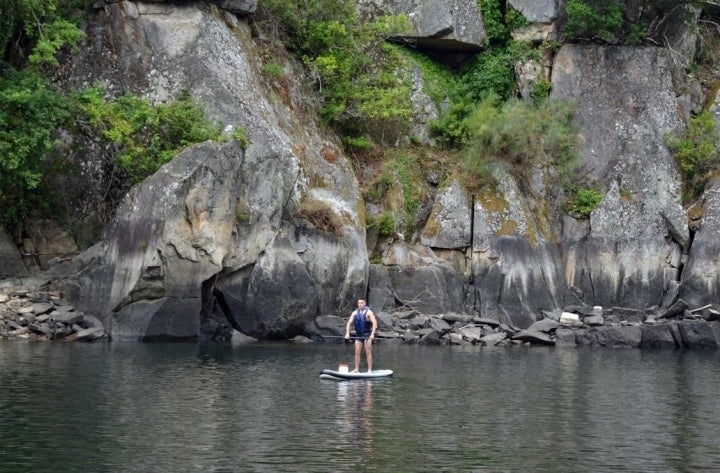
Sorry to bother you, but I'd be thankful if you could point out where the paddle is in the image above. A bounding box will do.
[322,335,388,342]
[323,335,366,342]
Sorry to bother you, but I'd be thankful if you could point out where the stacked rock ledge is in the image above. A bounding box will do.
[304,303,720,350]
[0,286,107,342]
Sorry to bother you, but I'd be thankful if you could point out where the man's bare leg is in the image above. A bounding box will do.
[365,339,373,372]
[353,340,362,372]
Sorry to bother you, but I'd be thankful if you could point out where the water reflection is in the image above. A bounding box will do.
[2,343,720,472]
[335,381,375,465]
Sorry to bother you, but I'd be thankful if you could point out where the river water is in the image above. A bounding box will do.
[1,340,719,472]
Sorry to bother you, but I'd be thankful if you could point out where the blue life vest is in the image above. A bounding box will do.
[354,307,370,335]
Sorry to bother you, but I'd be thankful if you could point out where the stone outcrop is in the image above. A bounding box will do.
[0,287,107,341]
[0,230,29,279]
[679,176,720,307]
[55,1,367,340]
[358,0,485,51]
[303,305,720,350]
[551,45,687,309]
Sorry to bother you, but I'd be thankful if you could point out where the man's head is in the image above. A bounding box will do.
[357,299,367,309]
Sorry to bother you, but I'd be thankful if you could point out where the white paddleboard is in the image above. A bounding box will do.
[319,369,394,380]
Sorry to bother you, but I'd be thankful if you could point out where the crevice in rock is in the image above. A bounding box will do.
[209,283,241,334]
[587,268,597,306]
[677,227,695,283]
[468,194,476,303]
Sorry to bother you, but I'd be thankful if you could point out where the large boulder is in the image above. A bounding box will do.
[507,0,559,23]
[64,140,247,337]
[680,176,720,308]
[358,0,485,51]
[420,179,471,249]
[59,2,368,339]
[0,230,28,279]
[382,242,463,314]
[215,238,319,338]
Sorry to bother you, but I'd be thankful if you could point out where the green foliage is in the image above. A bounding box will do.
[398,46,456,108]
[505,5,532,32]
[366,171,393,202]
[665,110,720,202]
[254,0,412,143]
[368,211,395,237]
[562,0,702,45]
[0,67,72,225]
[1,0,86,66]
[478,0,530,46]
[477,0,507,46]
[76,87,223,183]
[232,127,249,149]
[565,186,605,218]
[563,0,625,44]
[343,135,373,151]
[463,95,578,186]
[431,39,532,146]
[531,79,553,106]
[261,60,285,79]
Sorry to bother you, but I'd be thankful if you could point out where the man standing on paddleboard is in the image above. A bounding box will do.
[344,299,378,372]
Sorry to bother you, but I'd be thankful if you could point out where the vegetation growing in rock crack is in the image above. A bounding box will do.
[253,0,413,146]
[75,87,225,184]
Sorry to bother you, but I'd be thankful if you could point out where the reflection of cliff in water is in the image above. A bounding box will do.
[336,381,375,462]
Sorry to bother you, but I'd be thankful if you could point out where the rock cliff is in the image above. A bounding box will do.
[2,0,720,344]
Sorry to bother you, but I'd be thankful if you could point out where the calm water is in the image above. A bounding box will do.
[1,340,719,472]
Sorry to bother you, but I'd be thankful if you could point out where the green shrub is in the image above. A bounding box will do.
[563,0,626,44]
[562,0,699,45]
[76,87,223,183]
[0,67,72,225]
[232,127,249,149]
[462,95,578,186]
[431,40,532,146]
[477,0,508,46]
[1,0,86,67]
[368,211,395,237]
[665,109,719,202]
[565,187,605,218]
[261,60,285,79]
[254,0,412,144]
[478,0,531,46]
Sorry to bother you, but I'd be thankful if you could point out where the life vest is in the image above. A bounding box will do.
[354,307,370,335]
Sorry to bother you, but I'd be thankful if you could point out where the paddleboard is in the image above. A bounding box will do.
[319,369,394,381]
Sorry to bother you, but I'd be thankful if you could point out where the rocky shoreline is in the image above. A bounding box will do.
[303,304,720,350]
[0,286,107,342]
[3,275,720,350]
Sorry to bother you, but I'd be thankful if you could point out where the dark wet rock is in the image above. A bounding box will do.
[592,326,642,348]
[658,299,689,320]
[480,332,508,346]
[427,317,452,334]
[555,328,577,347]
[512,331,555,345]
[677,321,720,350]
[640,324,679,349]
[305,315,346,339]
[419,330,442,345]
[584,315,605,326]
[527,318,559,333]
[73,327,108,342]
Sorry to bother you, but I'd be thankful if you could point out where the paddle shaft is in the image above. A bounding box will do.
[322,335,385,341]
